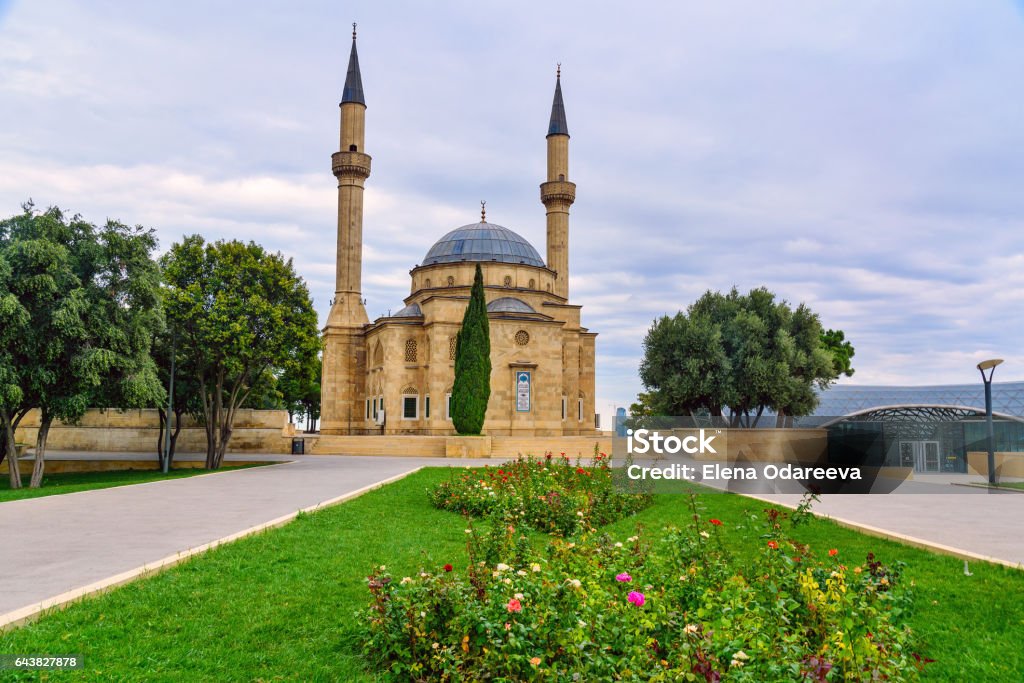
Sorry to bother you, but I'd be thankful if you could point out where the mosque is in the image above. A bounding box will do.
[319,29,597,436]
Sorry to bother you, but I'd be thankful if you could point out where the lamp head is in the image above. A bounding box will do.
[977,359,1004,372]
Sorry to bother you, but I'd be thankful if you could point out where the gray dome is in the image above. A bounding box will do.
[487,297,536,314]
[392,303,422,317]
[422,222,545,267]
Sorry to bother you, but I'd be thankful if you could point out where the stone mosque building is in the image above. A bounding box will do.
[320,30,597,436]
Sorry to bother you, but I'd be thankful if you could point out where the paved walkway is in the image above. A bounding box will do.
[1,454,464,623]
[3,455,1022,627]
[754,483,1024,567]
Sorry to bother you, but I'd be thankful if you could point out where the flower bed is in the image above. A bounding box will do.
[428,452,651,536]
[362,496,923,681]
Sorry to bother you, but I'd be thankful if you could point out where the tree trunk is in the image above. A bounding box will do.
[167,407,183,468]
[156,408,166,466]
[29,413,52,488]
[775,407,786,429]
[2,408,21,489]
[751,406,765,428]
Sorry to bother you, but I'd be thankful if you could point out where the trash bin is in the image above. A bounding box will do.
[291,438,305,455]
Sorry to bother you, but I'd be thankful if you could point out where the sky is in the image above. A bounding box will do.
[1,0,1022,421]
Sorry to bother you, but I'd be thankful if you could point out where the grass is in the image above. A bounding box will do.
[0,468,1021,681]
[0,465,269,503]
[996,481,1024,491]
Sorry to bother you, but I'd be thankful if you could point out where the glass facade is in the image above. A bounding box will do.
[811,382,1024,418]
[809,382,1024,473]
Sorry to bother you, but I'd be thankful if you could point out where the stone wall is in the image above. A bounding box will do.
[311,434,611,458]
[967,451,1024,478]
[14,409,295,454]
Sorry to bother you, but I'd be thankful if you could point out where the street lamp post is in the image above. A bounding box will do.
[976,359,1003,486]
[162,333,176,474]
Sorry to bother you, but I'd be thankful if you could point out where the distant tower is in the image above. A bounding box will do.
[540,66,576,299]
[321,25,371,435]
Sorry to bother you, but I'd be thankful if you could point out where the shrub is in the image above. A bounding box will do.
[361,500,922,681]
[428,452,652,536]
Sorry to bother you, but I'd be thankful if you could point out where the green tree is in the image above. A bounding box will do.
[638,287,849,428]
[821,328,856,379]
[0,204,164,487]
[452,264,491,435]
[0,246,30,487]
[161,236,319,468]
[279,353,321,432]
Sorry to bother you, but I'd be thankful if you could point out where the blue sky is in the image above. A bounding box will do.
[1,1,1022,420]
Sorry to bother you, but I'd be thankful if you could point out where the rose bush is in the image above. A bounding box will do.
[428,452,651,536]
[361,497,922,681]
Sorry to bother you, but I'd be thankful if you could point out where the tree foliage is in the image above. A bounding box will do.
[639,287,848,427]
[0,203,164,487]
[278,353,321,432]
[161,236,319,468]
[452,264,491,435]
[821,328,856,379]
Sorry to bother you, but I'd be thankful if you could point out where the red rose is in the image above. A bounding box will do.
[443,564,453,572]
[767,540,779,550]
[709,519,722,526]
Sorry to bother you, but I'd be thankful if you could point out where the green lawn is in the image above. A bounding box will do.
[996,481,1024,491]
[0,465,269,503]
[0,468,1021,681]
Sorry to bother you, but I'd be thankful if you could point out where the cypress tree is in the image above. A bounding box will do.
[452,264,491,435]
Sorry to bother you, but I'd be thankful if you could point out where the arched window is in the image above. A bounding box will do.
[447,275,455,287]
[372,342,384,367]
[528,278,535,289]
[401,386,419,420]
[503,275,512,288]
[578,392,585,422]
[424,278,432,289]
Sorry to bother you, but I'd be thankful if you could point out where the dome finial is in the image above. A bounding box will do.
[556,62,561,79]
[480,200,486,223]
[352,22,357,40]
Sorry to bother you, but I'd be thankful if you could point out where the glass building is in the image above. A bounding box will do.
[800,382,1024,473]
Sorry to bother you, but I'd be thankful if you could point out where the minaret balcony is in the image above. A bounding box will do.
[332,151,372,179]
[540,180,576,205]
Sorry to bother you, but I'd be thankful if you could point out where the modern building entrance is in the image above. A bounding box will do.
[899,440,940,472]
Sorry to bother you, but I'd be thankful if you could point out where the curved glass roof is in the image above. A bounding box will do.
[422,223,545,267]
[812,382,1024,418]
[487,297,536,314]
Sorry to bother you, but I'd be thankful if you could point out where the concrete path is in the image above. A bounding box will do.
[752,484,1024,568]
[0,454,466,625]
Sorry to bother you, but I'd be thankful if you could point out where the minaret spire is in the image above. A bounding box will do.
[540,65,575,299]
[342,23,365,105]
[547,64,568,137]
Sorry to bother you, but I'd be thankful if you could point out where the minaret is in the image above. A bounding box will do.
[321,24,371,435]
[540,65,576,299]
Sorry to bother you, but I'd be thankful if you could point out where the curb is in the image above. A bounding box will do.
[950,482,1024,494]
[0,466,423,632]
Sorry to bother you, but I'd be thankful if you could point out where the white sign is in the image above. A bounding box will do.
[516,371,531,412]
